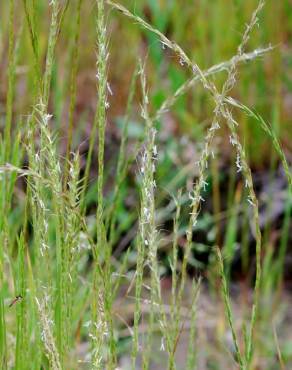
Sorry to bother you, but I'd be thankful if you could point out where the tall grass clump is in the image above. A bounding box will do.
[106,1,270,368]
[89,1,118,368]
[0,0,291,369]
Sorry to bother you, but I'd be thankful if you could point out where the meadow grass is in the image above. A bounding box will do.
[0,0,291,369]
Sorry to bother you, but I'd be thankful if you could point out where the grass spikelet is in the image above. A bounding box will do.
[153,46,273,122]
[81,0,109,215]
[35,297,61,370]
[88,1,117,368]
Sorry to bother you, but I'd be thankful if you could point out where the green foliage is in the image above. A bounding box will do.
[0,0,291,369]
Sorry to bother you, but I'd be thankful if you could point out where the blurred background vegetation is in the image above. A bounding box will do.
[1,0,291,158]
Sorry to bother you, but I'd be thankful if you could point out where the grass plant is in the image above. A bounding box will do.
[0,0,291,369]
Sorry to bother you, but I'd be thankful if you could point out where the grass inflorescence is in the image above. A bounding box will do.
[0,0,291,369]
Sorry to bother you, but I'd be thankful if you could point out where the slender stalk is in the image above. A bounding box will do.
[216,248,245,369]
[4,0,15,161]
[43,1,60,107]
[0,1,16,367]
[186,281,201,370]
[22,0,42,92]
[15,234,26,370]
[64,0,83,183]
[108,62,139,246]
